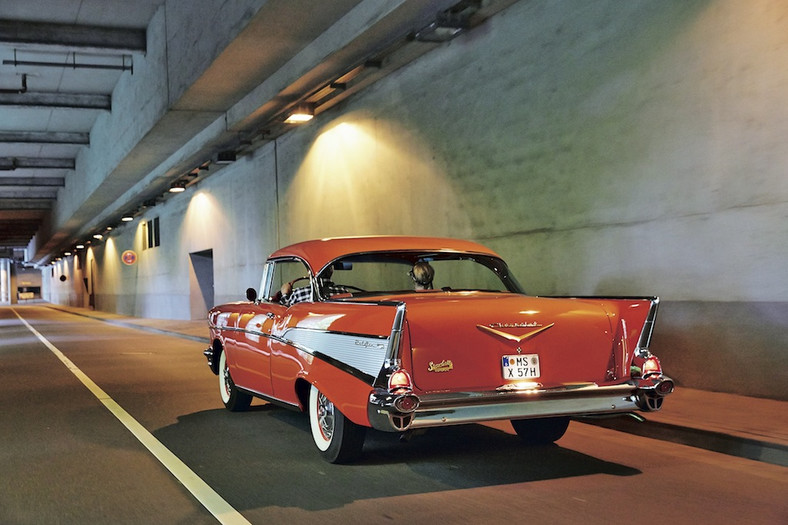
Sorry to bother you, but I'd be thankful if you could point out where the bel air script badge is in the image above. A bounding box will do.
[427,359,454,372]
[354,339,385,350]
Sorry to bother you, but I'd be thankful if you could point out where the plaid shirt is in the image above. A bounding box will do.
[283,279,349,306]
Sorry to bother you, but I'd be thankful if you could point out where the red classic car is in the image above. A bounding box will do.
[204,236,673,462]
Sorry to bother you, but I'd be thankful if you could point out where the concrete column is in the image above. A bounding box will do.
[9,260,17,305]
[0,259,8,303]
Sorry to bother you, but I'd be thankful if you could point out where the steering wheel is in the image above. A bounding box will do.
[270,276,310,303]
[288,276,310,288]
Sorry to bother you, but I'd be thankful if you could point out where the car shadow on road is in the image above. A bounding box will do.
[153,404,640,513]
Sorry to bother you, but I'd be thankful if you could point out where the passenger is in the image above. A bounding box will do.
[410,261,434,291]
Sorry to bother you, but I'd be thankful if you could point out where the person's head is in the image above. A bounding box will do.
[410,261,434,290]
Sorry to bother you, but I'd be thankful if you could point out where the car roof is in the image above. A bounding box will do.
[269,236,502,272]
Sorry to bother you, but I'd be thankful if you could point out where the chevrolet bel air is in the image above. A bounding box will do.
[204,236,674,463]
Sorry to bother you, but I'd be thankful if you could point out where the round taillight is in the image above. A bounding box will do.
[394,394,419,413]
[388,369,412,392]
[643,356,662,376]
[656,379,675,395]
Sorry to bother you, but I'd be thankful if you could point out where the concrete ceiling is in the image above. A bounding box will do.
[0,0,161,258]
[0,0,517,264]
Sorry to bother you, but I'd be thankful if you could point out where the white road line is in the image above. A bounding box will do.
[12,308,251,525]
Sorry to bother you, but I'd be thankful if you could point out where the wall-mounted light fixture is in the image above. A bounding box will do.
[413,21,464,42]
[284,103,314,124]
[215,151,237,164]
[413,0,481,42]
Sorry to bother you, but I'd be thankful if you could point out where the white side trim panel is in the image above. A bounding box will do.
[284,328,388,378]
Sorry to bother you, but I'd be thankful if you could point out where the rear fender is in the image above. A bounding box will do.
[281,301,408,427]
[607,297,660,381]
[563,297,658,383]
[305,357,377,427]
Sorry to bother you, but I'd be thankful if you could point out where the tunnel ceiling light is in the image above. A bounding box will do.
[121,214,134,222]
[75,244,85,249]
[169,181,186,193]
[93,233,103,240]
[284,103,314,124]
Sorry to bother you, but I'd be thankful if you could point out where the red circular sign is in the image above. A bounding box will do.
[121,250,137,265]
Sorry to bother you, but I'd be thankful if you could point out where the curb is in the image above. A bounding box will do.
[45,305,210,344]
[582,417,788,467]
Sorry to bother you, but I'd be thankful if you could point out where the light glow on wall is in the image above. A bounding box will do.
[99,236,120,296]
[183,190,229,248]
[281,114,471,243]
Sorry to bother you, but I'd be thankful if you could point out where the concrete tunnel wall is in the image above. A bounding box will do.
[43,0,788,400]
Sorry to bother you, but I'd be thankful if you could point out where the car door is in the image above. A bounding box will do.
[263,258,314,404]
[228,302,275,396]
[223,259,307,396]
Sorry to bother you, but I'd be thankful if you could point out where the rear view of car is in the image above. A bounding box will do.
[205,236,674,463]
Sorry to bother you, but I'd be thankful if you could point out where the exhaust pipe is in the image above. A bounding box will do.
[636,391,664,411]
[368,389,420,432]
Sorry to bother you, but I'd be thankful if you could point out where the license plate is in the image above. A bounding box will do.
[502,354,540,379]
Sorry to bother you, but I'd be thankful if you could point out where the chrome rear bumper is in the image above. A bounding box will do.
[368,377,673,432]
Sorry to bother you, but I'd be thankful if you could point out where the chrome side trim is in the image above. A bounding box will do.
[636,297,660,351]
[210,323,281,343]
[385,302,407,367]
[235,385,302,411]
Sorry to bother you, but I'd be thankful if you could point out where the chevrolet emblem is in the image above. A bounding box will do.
[477,323,555,342]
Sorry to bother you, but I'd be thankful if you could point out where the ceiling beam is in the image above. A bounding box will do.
[0,198,51,209]
[0,177,65,186]
[0,91,111,110]
[0,220,41,238]
[0,19,146,54]
[0,209,45,219]
[0,189,58,199]
[0,131,90,144]
[0,157,75,170]
[0,240,37,248]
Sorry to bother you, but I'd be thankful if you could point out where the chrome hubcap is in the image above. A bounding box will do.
[221,357,231,398]
[317,393,335,441]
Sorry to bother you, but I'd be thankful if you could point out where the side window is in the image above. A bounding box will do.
[266,259,311,301]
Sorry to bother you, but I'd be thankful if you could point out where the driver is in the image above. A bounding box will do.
[278,267,349,306]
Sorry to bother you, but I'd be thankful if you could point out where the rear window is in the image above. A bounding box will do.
[321,251,523,297]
